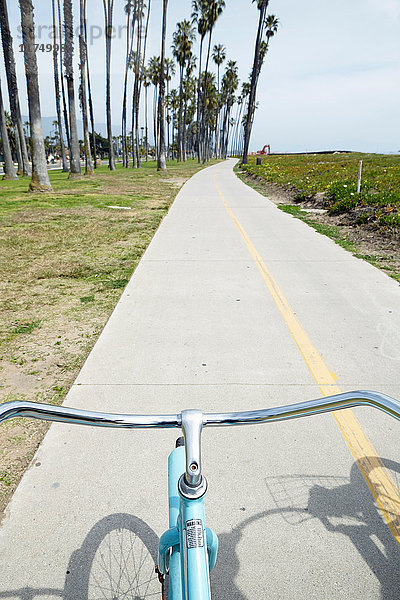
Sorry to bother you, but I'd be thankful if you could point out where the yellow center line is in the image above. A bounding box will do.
[213,173,400,544]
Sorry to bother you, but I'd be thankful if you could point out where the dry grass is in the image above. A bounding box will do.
[0,159,214,515]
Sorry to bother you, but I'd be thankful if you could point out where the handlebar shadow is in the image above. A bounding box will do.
[211,457,400,600]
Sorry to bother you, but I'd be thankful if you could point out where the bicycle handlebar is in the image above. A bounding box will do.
[1,390,399,428]
[2,390,399,492]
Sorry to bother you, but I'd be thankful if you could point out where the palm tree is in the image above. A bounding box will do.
[172,20,196,161]
[51,0,68,172]
[121,0,134,168]
[0,79,17,180]
[0,0,30,176]
[83,0,96,168]
[164,57,175,159]
[201,2,225,118]
[79,0,94,175]
[148,56,160,160]
[132,0,152,168]
[220,60,239,159]
[212,43,225,157]
[64,0,82,177]
[212,43,225,94]
[141,68,150,161]
[242,1,279,164]
[156,0,169,171]
[168,88,179,159]
[57,0,70,151]
[233,81,250,156]
[19,0,52,191]
[182,54,196,159]
[193,0,225,162]
[200,70,218,160]
[191,0,209,162]
[103,0,116,170]
[131,1,148,169]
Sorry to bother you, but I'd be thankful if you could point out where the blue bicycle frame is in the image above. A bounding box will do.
[158,444,218,599]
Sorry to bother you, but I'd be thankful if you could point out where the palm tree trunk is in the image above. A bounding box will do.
[103,0,116,170]
[83,0,96,168]
[166,79,170,160]
[177,64,184,161]
[79,0,93,175]
[132,12,142,169]
[51,0,68,172]
[121,5,133,168]
[201,29,213,163]
[13,120,24,175]
[182,99,188,162]
[57,0,70,152]
[19,0,52,191]
[133,0,151,168]
[242,0,268,164]
[0,0,30,176]
[141,0,151,160]
[157,0,168,171]
[145,85,149,161]
[64,0,82,177]
[153,85,158,160]
[0,79,17,180]
[196,35,204,162]
[165,79,170,162]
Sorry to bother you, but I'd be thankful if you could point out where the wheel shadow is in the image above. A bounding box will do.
[0,513,161,600]
[64,513,161,599]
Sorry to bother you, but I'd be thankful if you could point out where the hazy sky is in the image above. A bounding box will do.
[2,0,400,153]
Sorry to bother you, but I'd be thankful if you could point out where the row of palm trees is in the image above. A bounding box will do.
[0,0,279,191]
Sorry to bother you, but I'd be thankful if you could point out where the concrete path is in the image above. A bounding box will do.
[1,159,400,599]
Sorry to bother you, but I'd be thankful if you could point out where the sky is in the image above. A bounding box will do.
[1,0,400,154]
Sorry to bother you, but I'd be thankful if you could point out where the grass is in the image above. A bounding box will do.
[12,320,41,334]
[239,153,400,230]
[0,158,216,514]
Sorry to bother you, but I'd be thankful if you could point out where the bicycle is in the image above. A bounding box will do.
[1,389,400,599]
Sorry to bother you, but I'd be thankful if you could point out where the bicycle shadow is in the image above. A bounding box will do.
[2,457,400,599]
[211,456,400,600]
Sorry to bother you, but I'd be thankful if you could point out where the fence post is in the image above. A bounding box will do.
[357,160,363,194]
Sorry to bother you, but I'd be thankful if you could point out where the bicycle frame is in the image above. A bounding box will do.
[1,390,400,600]
[158,445,218,599]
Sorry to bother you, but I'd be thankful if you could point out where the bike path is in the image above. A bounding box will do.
[1,159,400,599]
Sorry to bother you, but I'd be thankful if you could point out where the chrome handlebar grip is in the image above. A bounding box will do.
[203,391,400,426]
[0,400,180,429]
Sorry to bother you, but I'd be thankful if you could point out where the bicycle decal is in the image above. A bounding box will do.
[186,519,204,548]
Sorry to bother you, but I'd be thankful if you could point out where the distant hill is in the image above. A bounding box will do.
[23,116,122,139]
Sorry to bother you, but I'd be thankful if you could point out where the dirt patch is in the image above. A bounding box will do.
[159,178,187,188]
